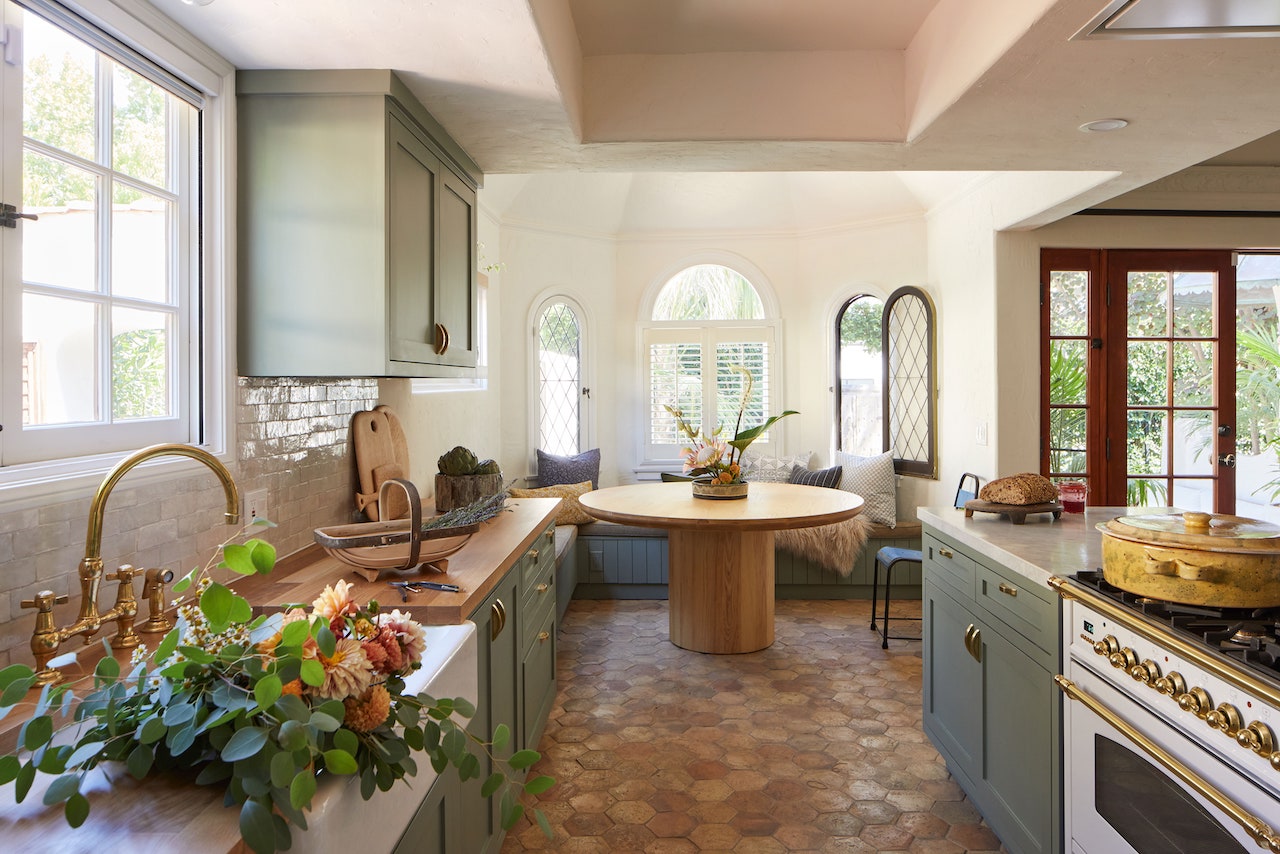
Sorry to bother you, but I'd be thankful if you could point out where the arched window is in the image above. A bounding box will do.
[834,294,886,457]
[535,298,587,455]
[643,264,779,462]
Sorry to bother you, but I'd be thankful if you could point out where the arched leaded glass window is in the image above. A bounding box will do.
[643,264,779,461]
[537,300,584,455]
[834,294,886,457]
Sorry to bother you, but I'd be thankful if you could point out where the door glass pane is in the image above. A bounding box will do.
[1128,410,1166,476]
[1128,341,1168,406]
[23,153,98,291]
[112,64,169,189]
[538,303,581,456]
[1172,341,1212,406]
[1172,272,1214,338]
[1172,415,1213,476]
[1049,407,1086,474]
[111,306,171,420]
[1050,340,1087,405]
[1095,735,1246,854]
[838,296,884,457]
[1049,270,1088,336]
[1235,254,1280,522]
[111,183,170,302]
[1127,478,1169,507]
[1172,478,1213,512]
[23,293,98,425]
[23,13,97,161]
[1128,272,1169,337]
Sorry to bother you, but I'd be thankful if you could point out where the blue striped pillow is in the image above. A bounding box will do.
[789,464,841,489]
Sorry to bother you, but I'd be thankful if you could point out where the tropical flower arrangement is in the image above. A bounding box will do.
[0,524,550,854]
[665,365,797,485]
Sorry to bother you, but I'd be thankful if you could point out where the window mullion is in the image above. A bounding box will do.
[97,51,113,427]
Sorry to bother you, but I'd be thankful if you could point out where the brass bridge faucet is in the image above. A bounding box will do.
[22,444,240,686]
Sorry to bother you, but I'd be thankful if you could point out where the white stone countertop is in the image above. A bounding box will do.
[917,505,1178,589]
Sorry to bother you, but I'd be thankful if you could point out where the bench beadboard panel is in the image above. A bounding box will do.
[572,523,922,601]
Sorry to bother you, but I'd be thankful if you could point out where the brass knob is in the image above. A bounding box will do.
[537,631,550,642]
[939,548,954,558]
[1129,659,1160,685]
[21,591,69,610]
[1154,671,1186,697]
[1177,687,1212,718]
[1237,721,1275,755]
[997,582,1018,597]
[529,549,539,560]
[1093,635,1120,657]
[536,582,549,593]
[1108,648,1138,671]
[1206,703,1242,736]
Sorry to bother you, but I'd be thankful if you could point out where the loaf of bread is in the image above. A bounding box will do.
[979,473,1059,506]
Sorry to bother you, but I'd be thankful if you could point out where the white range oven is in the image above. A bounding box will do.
[1051,572,1280,854]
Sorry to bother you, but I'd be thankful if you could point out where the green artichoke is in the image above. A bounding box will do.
[474,459,501,476]
[438,446,480,476]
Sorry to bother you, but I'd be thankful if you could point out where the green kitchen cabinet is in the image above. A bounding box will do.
[921,529,1061,854]
[237,70,479,378]
[459,522,559,854]
[394,773,459,854]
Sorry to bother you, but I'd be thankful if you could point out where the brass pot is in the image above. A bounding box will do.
[1098,511,1280,608]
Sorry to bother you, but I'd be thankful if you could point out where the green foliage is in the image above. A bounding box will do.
[839,298,883,355]
[653,264,763,321]
[0,526,552,853]
[111,328,167,420]
[437,445,480,476]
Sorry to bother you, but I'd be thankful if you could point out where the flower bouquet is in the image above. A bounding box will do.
[0,524,550,854]
[666,365,797,487]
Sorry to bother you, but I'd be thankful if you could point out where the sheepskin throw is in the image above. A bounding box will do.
[774,513,874,576]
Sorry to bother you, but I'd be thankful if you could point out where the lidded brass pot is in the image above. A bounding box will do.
[1098,511,1280,608]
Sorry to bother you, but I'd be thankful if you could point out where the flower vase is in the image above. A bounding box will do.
[691,480,749,500]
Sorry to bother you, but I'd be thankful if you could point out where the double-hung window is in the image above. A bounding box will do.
[1,0,207,467]
[643,264,780,462]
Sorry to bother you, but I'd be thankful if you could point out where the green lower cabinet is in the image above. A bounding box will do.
[394,773,459,854]
[460,573,521,854]
[521,602,557,743]
[921,529,1061,854]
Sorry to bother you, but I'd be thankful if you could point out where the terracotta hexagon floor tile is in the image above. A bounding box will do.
[688,798,737,824]
[774,821,830,849]
[563,810,614,837]
[647,810,699,838]
[731,811,782,837]
[688,822,742,850]
[946,821,1005,850]
[859,821,915,850]
[607,798,658,825]
[644,838,699,853]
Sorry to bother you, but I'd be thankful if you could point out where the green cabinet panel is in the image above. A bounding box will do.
[394,773,458,854]
[921,526,1061,854]
[521,603,557,745]
[237,70,479,378]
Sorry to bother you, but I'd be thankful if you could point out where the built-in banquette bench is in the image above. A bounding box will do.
[557,520,922,602]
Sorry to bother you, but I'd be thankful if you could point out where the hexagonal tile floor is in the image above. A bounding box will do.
[501,599,1009,853]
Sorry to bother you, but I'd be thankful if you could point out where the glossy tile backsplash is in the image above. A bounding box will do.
[0,377,378,664]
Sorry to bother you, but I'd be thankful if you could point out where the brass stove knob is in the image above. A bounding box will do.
[1176,687,1213,718]
[1128,659,1160,685]
[1108,648,1138,671]
[1154,671,1187,697]
[1205,703,1242,736]
[1237,721,1275,755]
[1093,635,1120,657]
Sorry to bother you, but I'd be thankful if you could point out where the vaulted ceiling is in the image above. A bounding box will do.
[158,0,1280,229]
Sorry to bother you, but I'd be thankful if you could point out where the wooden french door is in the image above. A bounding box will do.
[1041,249,1237,513]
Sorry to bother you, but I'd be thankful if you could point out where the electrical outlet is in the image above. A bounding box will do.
[244,488,270,525]
[976,421,989,446]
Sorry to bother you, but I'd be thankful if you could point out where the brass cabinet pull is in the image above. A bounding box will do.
[490,598,507,641]
[529,549,539,560]
[537,630,550,642]
[939,548,954,558]
[997,582,1018,597]
[1056,676,1280,852]
[963,624,982,663]
[536,582,549,593]
[434,322,449,355]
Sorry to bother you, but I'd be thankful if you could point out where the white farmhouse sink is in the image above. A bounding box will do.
[296,621,478,853]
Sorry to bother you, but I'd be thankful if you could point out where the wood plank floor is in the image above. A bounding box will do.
[501,599,1008,853]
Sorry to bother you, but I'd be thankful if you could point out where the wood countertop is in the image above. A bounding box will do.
[0,498,558,850]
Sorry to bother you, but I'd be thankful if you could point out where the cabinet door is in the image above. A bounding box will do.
[436,167,478,367]
[521,602,557,750]
[921,577,983,777]
[394,773,457,854]
[979,621,1060,854]
[460,574,521,854]
[387,112,440,366]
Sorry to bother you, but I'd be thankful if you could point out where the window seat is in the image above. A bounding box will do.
[563,519,923,601]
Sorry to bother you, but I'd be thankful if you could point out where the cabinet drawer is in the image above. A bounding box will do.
[521,555,556,629]
[520,525,556,589]
[923,534,976,599]
[521,604,557,748]
[975,563,1057,655]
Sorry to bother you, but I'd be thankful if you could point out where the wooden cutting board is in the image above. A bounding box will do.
[352,405,411,521]
[963,499,1062,524]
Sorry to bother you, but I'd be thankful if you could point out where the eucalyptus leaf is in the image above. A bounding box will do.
[247,538,278,573]
[14,761,35,801]
[481,771,504,798]
[322,749,357,775]
[21,715,53,751]
[492,723,510,752]
[0,755,21,785]
[65,793,91,828]
[154,627,180,663]
[41,773,80,806]
[535,809,552,838]
[277,720,308,753]
[220,543,257,576]
[316,625,336,658]
[162,702,196,726]
[0,664,34,692]
[228,595,253,625]
[452,696,476,718]
[525,774,556,795]
[254,675,282,711]
[333,728,358,755]
[457,752,479,781]
[508,749,541,771]
[222,726,270,762]
[126,742,154,779]
[442,726,466,764]
[139,715,168,745]
[94,655,120,681]
[289,767,317,810]
[274,693,310,723]
[280,620,308,648]
[270,751,296,789]
[167,723,197,756]
[239,799,276,854]
[177,645,217,664]
[200,582,235,627]
[309,711,341,733]
[299,659,324,688]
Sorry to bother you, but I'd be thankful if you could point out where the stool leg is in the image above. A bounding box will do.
[881,564,892,649]
[870,558,880,631]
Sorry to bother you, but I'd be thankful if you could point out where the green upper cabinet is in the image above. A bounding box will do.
[237,70,480,377]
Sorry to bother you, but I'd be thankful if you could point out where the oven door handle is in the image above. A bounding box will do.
[1054,675,1280,853]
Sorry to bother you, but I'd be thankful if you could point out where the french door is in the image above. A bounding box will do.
[1041,249,1238,513]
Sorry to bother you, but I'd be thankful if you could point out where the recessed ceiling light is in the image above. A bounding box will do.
[1079,119,1129,133]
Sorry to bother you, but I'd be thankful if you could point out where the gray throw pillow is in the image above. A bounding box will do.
[834,450,896,527]
[789,464,842,489]
[741,451,813,483]
[537,448,600,489]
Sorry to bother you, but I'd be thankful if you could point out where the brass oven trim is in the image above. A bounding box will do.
[1049,575,1280,708]
[1056,676,1280,852]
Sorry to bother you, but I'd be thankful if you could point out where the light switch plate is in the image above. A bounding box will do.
[976,421,989,446]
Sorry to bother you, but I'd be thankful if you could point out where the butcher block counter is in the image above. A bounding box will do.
[0,497,560,853]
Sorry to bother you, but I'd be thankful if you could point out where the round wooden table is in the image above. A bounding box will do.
[579,482,864,654]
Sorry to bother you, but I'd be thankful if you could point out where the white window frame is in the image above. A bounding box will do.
[527,289,592,474]
[636,255,784,473]
[0,0,234,511]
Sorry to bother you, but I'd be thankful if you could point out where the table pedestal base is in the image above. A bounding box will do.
[668,528,774,654]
